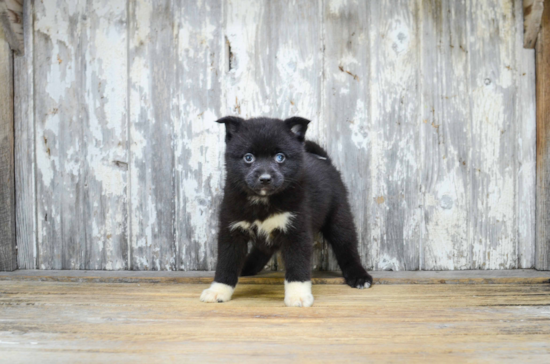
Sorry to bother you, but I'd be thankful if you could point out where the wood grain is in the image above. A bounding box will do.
[14,0,36,269]
[536,1,550,270]
[516,0,537,269]
[0,280,549,362]
[367,0,421,271]
[81,0,128,270]
[0,0,23,54]
[420,0,470,270]
[34,0,86,269]
[173,0,224,271]
[468,0,518,269]
[34,0,128,269]
[523,0,544,48]
[128,0,177,270]
[0,23,16,271]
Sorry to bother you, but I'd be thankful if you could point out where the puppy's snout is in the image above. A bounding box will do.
[259,174,272,185]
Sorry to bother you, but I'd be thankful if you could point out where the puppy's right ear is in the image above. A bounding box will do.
[216,116,244,141]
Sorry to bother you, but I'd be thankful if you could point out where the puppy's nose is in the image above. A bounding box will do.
[259,174,272,185]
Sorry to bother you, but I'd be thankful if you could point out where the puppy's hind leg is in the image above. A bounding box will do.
[322,206,373,289]
[241,246,274,276]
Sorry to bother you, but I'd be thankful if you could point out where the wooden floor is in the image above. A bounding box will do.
[0,273,549,363]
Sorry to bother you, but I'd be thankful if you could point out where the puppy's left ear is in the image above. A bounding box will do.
[284,117,310,142]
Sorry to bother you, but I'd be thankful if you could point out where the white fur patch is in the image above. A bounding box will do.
[255,212,294,237]
[284,280,314,307]
[229,212,295,243]
[200,282,235,303]
[229,221,252,231]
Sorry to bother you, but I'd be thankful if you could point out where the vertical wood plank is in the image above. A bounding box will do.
[14,0,36,269]
[34,0,86,269]
[420,0,470,270]
[129,0,176,270]
[173,0,224,270]
[81,0,128,270]
[224,1,272,119]
[0,24,16,271]
[367,0,421,271]
[270,0,323,140]
[516,0,537,269]
[322,0,370,271]
[468,0,518,269]
[536,2,550,270]
[34,0,128,269]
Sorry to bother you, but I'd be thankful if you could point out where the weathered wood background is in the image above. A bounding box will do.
[0,22,17,271]
[15,0,536,271]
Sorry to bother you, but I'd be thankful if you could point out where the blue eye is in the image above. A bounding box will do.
[243,153,255,163]
[275,153,286,163]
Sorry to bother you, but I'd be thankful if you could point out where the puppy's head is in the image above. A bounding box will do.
[216,116,310,196]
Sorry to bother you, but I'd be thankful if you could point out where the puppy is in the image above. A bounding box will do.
[200,117,373,307]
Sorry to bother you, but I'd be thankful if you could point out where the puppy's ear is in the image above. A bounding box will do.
[284,117,310,142]
[216,116,244,141]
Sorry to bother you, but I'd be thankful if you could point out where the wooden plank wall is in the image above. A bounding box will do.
[14,0,35,269]
[15,0,537,271]
[536,2,550,270]
[0,23,16,271]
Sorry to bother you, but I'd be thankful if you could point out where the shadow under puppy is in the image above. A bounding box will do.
[201,116,373,307]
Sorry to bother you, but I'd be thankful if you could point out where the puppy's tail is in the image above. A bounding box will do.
[305,140,331,163]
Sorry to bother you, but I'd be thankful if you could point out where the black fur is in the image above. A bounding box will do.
[213,116,373,289]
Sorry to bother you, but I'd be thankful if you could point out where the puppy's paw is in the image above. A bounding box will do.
[285,293,314,307]
[284,281,314,307]
[200,282,234,303]
[344,267,373,289]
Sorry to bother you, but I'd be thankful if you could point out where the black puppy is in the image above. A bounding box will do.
[200,116,373,307]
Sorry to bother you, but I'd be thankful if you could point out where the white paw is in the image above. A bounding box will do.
[356,282,371,289]
[284,281,314,307]
[200,282,234,303]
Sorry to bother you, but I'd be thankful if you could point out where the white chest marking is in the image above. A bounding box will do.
[229,212,295,242]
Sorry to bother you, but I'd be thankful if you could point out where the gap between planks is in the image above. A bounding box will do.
[0,269,549,285]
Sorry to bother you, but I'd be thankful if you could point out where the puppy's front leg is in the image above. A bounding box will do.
[281,232,314,307]
[200,228,248,303]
